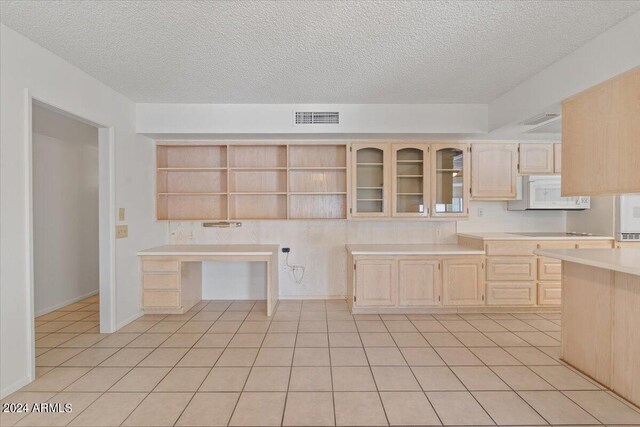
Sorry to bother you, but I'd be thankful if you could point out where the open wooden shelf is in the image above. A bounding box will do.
[156,143,348,220]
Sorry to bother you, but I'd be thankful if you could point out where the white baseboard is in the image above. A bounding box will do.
[34,290,99,317]
[0,374,33,400]
[116,310,143,331]
[278,295,347,300]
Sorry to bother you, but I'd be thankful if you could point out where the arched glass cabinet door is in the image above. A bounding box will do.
[350,143,389,217]
[431,144,470,217]
[392,144,429,217]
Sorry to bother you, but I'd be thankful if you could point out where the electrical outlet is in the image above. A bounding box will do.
[477,207,484,217]
[119,208,125,221]
[115,224,128,239]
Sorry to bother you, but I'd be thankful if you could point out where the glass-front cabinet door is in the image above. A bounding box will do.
[351,143,390,217]
[392,144,430,217]
[431,143,470,217]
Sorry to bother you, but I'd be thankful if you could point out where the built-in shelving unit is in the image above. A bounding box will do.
[156,143,347,220]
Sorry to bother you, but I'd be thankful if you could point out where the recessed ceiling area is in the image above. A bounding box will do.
[1,0,639,104]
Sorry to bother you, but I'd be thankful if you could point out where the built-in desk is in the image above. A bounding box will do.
[137,245,279,316]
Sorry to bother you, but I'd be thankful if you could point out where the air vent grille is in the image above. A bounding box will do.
[295,111,339,125]
[521,113,560,126]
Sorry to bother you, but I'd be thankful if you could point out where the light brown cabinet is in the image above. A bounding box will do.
[487,282,536,305]
[470,143,518,200]
[518,143,555,174]
[351,143,390,218]
[442,258,484,306]
[554,143,562,174]
[398,259,441,306]
[354,258,397,307]
[562,67,640,196]
[391,144,430,217]
[431,143,470,217]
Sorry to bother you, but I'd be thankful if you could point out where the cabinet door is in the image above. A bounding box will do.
[392,144,430,217]
[398,259,441,306]
[442,258,484,306]
[354,258,397,307]
[519,143,554,174]
[554,143,562,174]
[471,143,518,199]
[351,144,390,218]
[431,144,470,217]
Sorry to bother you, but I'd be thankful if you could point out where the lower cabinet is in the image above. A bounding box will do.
[354,258,397,307]
[353,256,483,309]
[486,282,536,305]
[442,258,485,306]
[538,282,561,305]
[398,259,441,306]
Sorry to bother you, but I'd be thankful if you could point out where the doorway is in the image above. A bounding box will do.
[26,97,116,381]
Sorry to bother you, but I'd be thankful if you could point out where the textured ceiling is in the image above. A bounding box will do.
[2,1,639,103]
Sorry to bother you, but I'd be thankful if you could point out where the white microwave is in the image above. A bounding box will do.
[507,176,590,211]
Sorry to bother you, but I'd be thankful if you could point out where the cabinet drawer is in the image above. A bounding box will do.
[143,291,180,308]
[485,241,536,256]
[538,282,561,305]
[536,241,575,249]
[574,240,613,249]
[538,257,562,281]
[142,260,179,272]
[143,273,179,290]
[486,257,536,281]
[487,282,536,305]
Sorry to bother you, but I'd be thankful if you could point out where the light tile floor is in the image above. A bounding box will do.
[2,296,640,426]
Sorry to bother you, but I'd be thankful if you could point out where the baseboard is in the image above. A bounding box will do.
[116,310,143,331]
[278,295,347,301]
[34,290,99,317]
[0,374,33,400]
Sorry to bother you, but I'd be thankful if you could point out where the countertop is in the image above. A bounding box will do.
[346,244,485,256]
[458,232,614,241]
[534,248,640,276]
[138,244,279,256]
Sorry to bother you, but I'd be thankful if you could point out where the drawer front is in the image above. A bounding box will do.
[574,240,613,249]
[485,241,536,256]
[538,257,562,281]
[536,241,576,250]
[486,282,536,305]
[142,260,179,272]
[143,273,179,290]
[486,257,536,281]
[143,291,180,308]
[538,282,561,305]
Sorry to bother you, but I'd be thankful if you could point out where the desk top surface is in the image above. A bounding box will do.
[138,244,279,256]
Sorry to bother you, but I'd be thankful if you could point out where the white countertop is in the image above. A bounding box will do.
[459,232,614,241]
[346,244,485,256]
[534,248,640,276]
[138,244,279,256]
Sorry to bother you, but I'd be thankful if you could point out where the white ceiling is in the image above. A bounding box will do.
[2,1,639,104]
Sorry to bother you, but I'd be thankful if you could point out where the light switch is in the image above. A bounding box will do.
[115,224,128,239]
[119,208,125,221]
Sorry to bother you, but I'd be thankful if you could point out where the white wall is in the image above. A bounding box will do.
[32,104,99,315]
[137,103,488,135]
[566,196,616,237]
[489,10,640,131]
[0,24,165,398]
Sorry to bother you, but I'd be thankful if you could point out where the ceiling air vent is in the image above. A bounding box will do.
[295,111,339,125]
[521,113,560,126]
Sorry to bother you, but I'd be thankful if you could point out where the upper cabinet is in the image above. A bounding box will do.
[554,143,562,174]
[562,67,640,196]
[471,143,518,200]
[518,143,554,174]
[351,143,390,217]
[391,144,430,217]
[431,144,470,217]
